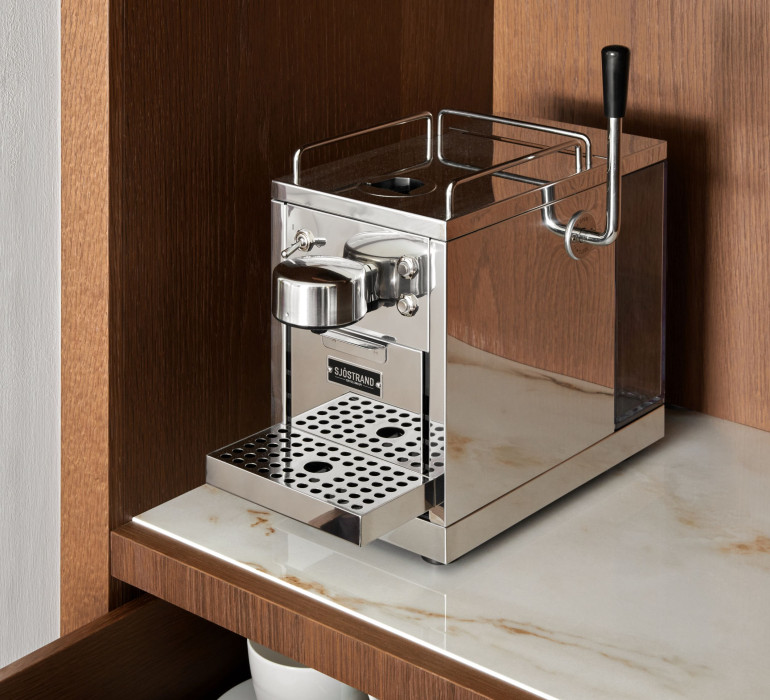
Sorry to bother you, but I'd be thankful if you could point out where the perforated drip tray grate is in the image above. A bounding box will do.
[207,418,442,546]
[292,393,445,473]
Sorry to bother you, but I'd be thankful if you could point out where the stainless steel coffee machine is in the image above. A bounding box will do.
[207,47,667,563]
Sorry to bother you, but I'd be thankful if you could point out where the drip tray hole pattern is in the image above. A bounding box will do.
[212,424,427,515]
[291,393,445,472]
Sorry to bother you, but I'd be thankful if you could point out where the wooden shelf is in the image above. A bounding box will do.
[111,522,531,700]
[0,595,247,698]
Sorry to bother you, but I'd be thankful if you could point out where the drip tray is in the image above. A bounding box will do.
[206,423,440,546]
[292,393,445,473]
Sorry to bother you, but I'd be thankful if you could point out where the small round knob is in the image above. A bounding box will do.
[397,255,419,279]
[397,294,418,317]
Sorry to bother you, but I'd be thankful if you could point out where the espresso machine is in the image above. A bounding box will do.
[207,47,667,563]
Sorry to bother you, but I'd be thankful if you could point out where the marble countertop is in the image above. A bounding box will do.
[134,409,770,699]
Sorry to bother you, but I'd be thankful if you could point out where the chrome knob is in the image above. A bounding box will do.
[344,233,428,301]
[396,294,418,317]
[397,255,419,279]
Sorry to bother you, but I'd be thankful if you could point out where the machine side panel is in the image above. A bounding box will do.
[444,182,617,525]
[614,163,667,427]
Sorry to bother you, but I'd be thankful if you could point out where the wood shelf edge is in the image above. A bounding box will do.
[111,522,534,700]
[0,594,247,698]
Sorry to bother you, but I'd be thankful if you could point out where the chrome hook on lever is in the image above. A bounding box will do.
[564,45,630,260]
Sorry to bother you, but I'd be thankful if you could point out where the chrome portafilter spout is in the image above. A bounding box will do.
[564,45,630,260]
[272,232,429,330]
[271,256,375,330]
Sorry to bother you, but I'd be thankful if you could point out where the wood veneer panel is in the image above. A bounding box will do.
[106,0,403,609]
[61,0,111,633]
[400,0,494,115]
[111,523,534,700]
[106,0,493,605]
[0,595,248,698]
[61,0,493,622]
[493,0,770,431]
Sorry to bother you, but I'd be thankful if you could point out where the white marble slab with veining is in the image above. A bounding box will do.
[134,410,770,700]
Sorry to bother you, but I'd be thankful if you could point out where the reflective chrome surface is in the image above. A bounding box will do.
[272,116,665,241]
[566,117,623,258]
[206,422,438,546]
[270,201,288,423]
[397,255,419,279]
[284,206,430,351]
[291,392,445,474]
[396,294,418,317]
[290,329,423,417]
[321,329,387,364]
[280,227,326,259]
[437,108,593,170]
[382,406,664,562]
[272,255,370,329]
[274,231,430,333]
[293,111,433,185]
[567,44,629,252]
[344,232,429,301]
[213,85,665,556]
[443,336,615,525]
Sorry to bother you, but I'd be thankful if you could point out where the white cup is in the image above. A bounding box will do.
[247,639,369,700]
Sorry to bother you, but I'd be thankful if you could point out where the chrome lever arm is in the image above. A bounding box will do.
[564,46,630,260]
[280,229,326,259]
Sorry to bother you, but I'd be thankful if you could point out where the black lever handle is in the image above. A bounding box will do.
[602,45,630,118]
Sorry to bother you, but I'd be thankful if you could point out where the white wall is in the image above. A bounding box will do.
[0,0,61,667]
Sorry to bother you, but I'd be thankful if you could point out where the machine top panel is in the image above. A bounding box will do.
[272,111,666,240]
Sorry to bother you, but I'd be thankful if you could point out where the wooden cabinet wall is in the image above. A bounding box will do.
[63,0,768,645]
[62,0,493,632]
[493,0,770,432]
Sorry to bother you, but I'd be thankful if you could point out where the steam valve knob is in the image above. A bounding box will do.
[397,294,418,317]
[397,255,419,279]
[281,229,325,259]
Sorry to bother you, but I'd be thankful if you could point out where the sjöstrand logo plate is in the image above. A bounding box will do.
[327,357,382,397]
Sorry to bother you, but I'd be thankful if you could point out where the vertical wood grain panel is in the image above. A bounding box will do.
[61,0,493,623]
[61,0,110,633]
[106,3,407,611]
[107,0,492,531]
[103,0,493,611]
[493,0,770,431]
[401,0,494,114]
